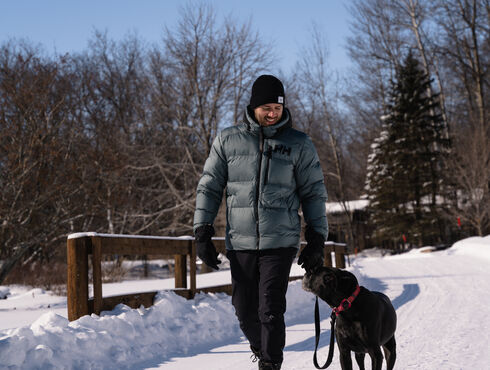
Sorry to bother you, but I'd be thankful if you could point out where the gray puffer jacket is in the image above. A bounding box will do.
[194,107,328,251]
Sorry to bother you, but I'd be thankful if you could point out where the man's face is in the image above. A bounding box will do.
[254,104,284,126]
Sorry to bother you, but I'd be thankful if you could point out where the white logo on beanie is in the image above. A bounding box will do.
[278,96,284,104]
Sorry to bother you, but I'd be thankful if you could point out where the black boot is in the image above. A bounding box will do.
[250,345,261,363]
[258,360,282,370]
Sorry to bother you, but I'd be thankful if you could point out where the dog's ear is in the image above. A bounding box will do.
[339,271,353,280]
[339,270,358,291]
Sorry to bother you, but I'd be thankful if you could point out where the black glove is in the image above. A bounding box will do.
[195,225,221,270]
[298,226,325,272]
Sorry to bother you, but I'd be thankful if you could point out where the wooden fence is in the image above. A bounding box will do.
[66,233,346,321]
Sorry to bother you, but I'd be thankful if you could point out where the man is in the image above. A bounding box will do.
[194,75,328,370]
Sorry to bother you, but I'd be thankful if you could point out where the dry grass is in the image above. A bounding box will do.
[100,259,128,283]
[5,260,68,295]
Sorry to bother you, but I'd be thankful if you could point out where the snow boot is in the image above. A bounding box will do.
[258,360,282,370]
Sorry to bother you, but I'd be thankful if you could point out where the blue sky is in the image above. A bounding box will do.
[0,0,352,73]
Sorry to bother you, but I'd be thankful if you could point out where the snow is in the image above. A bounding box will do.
[0,287,9,299]
[447,235,490,261]
[1,236,490,369]
[67,232,195,240]
[325,199,369,214]
[0,287,67,330]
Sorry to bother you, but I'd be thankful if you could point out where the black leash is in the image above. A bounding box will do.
[313,296,336,369]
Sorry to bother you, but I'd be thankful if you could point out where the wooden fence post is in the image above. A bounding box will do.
[189,240,196,297]
[324,244,333,267]
[335,245,346,268]
[174,254,187,289]
[67,236,90,321]
[91,236,103,315]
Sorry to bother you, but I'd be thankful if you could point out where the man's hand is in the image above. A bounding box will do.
[298,226,325,272]
[195,225,221,270]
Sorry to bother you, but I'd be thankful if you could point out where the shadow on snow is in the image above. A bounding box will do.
[130,272,421,367]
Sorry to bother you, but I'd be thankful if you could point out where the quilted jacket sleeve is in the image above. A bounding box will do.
[295,136,328,238]
[193,133,228,232]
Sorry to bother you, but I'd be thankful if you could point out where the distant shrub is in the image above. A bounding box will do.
[5,260,67,295]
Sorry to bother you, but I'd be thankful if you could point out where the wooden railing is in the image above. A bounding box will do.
[66,233,346,321]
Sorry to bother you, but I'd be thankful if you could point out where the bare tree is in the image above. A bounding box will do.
[161,3,273,154]
[386,0,450,135]
[0,4,276,283]
[345,0,489,244]
[347,0,406,116]
[435,0,489,131]
[75,31,149,234]
[343,0,409,209]
[0,41,80,283]
[434,0,489,236]
[289,25,357,247]
[127,3,274,235]
[445,124,490,235]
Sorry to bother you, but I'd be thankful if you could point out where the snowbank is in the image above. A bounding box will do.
[0,291,239,369]
[0,281,314,369]
[446,235,490,261]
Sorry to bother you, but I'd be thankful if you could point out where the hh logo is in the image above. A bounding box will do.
[267,144,291,156]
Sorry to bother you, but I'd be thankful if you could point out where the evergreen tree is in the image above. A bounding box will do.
[365,51,450,247]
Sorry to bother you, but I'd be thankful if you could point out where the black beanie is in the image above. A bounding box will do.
[249,75,285,109]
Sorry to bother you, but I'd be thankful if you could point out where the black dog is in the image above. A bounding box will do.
[303,266,397,370]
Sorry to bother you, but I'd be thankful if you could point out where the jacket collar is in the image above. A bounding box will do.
[243,105,292,138]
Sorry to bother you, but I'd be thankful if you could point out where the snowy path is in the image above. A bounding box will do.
[157,251,490,370]
[2,237,490,369]
[356,253,490,369]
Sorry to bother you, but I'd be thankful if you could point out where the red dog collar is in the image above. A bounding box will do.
[333,285,361,316]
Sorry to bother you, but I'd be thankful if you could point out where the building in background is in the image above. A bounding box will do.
[325,200,371,253]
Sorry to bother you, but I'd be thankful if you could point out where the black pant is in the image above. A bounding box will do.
[227,248,297,364]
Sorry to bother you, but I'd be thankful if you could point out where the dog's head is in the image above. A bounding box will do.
[302,266,359,307]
